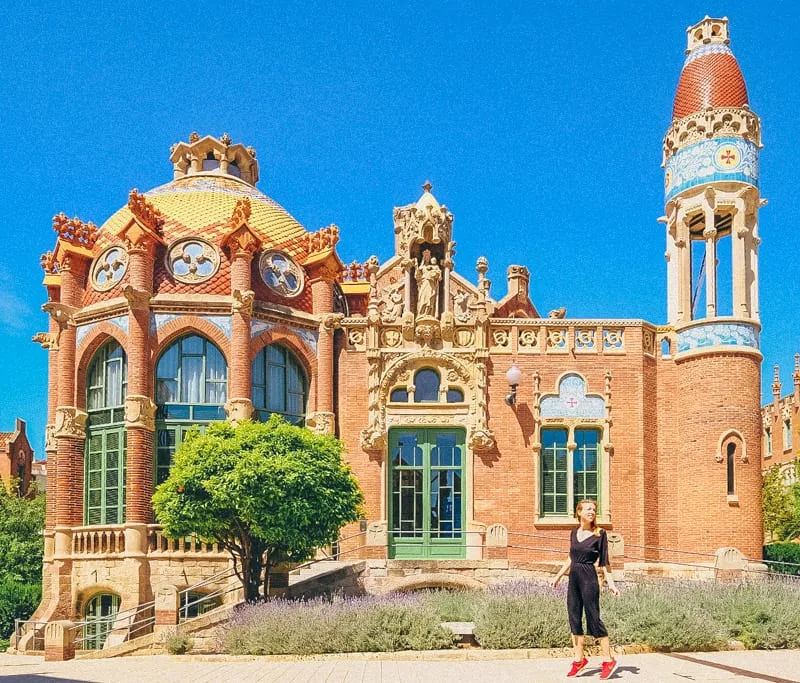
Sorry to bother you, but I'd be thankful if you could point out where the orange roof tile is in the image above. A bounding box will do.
[673,44,748,120]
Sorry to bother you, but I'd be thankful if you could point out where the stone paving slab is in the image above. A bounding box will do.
[1,650,799,682]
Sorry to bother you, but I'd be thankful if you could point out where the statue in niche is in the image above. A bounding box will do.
[415,249,441,317]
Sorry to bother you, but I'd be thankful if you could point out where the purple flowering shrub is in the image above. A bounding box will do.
[219,579,800,654]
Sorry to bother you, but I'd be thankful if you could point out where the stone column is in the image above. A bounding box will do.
[750,231,760,321]
[732,201,748,318]
[225,243,256,424]
[703,225,717,317]
[676,213,691,323]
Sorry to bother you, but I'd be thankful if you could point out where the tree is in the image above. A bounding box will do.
[0,481,44,645]
[762,462,799,542]
[152,417,364,602]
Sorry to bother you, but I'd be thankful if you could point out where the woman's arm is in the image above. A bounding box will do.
[601,565,620,597]
[552,557,571,587]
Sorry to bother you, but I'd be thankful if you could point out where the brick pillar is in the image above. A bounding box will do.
[225,246,256,423]
[44,309,60,533]
[311,278,336,427]
[51,260,87,529]
[44,621,75,662]
[123,242,156,528]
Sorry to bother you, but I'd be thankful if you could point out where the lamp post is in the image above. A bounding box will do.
[505,363,523,406]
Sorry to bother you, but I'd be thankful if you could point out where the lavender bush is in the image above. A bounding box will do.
[220,579,800,655]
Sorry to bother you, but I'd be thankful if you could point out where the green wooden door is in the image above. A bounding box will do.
[389,428,466,559]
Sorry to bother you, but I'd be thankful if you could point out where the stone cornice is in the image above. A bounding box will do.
[340,316,659,328]
[662,106,762,165]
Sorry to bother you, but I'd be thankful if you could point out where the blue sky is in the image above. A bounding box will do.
[1,1,797,458]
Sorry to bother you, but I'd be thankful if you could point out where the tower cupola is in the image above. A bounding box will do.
[169,132,259,186]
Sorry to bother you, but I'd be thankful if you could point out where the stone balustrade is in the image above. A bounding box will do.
[146,525,226,556]
[72,525,126,556]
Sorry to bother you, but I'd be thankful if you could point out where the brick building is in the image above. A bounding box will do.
[29,17,764,642]
[0,418,34,495]
[762,359,799,482]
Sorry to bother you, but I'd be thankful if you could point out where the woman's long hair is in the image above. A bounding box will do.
[575,499,601,536]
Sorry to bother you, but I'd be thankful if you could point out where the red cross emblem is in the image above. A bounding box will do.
[566,397,579,408]
[721,150,736,165]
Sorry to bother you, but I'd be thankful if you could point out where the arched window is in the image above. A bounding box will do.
[414,369,440,403]
[446,388,464,403]
[727,442,736,495]
[83,592,120,650]
[85,341,127,525]
[251,344,307,425]
[155,335,228,484]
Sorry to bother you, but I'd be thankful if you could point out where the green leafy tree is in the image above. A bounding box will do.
[762,462,800,541]
[153,417,364,602]
[0,481,44,644]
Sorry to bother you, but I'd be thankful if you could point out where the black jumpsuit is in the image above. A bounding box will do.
[567,528,609,638]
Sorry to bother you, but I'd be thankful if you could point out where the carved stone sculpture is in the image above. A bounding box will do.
[32,331,59,351]
[123,284,151,311]
[231,288,255,316]
[224,398,254,425]
[306,411,335,435]
[548,307,567,319]
[414,250,441,317]
[380,285,404,323]
[453,290,473,323]
[54,407,88,440]
[125,395,157,431]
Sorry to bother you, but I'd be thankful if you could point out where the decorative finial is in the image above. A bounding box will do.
[189,131,200,143]
[422,180,433,194]
[773,365,782,397]
[220,132,232,145]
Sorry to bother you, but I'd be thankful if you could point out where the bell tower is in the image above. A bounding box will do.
[661,17,763,558]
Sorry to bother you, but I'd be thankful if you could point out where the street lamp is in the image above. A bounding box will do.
[505,363,523,406]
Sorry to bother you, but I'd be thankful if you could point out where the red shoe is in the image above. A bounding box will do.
[566,658,588,677]
[599,658,618,680]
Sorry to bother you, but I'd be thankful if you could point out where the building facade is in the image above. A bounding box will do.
[761,359,800,482]
[30,17,764,639]
[0,418,35,495]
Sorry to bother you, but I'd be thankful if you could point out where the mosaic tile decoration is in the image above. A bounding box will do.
[540,373,605,419]
[150,313,232,339]
[665,137,758,200]
[676,321,759,353]
[250,319,318,356]
[76,315,129,347]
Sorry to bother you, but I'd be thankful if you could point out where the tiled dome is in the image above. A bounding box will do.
[672,21,748,121]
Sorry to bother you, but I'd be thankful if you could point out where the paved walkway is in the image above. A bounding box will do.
[1,650,799,682]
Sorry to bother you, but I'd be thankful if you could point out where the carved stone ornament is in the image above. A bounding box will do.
[123,284,151,311]
[440,312,455,342]
[224,398,254,425]
[260,250,304,298]
[42,302,77,329]
[454,328,474,348]
[32,331,59,351]
[44,424,57,452]
[321,312,344,331]
[124,395,157,431]
[414,250,442,317]
[232,288,255,316]
[91,246,128,292]
[415,319,440,347]
[54,407,88,440]
[166,238,221,284]
[548,307,567,319]
[381,328,402,348]
[453,290,473,323]
[306,411,335,435]
[379,284,404,323]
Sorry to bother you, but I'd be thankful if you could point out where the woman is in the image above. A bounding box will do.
[552,499,620,679]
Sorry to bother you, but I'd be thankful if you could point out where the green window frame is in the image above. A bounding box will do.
[251,343,307,425]
[85,340,128,526]
[388,428,465,559]
[540,427,600,516]
[155,334,228,484]
[83,592,120,650]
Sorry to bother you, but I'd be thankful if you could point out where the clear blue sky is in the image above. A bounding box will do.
[1,1,797,459]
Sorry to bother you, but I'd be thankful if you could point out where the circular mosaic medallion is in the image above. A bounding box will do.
[664,169,673,191]
[259,250,304,298]
[91,246,128,292]
[165,238,220,284]
[714,144,741,171]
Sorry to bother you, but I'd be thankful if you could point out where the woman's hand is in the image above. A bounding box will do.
[608,584,620,597]
[552,575,562,588]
